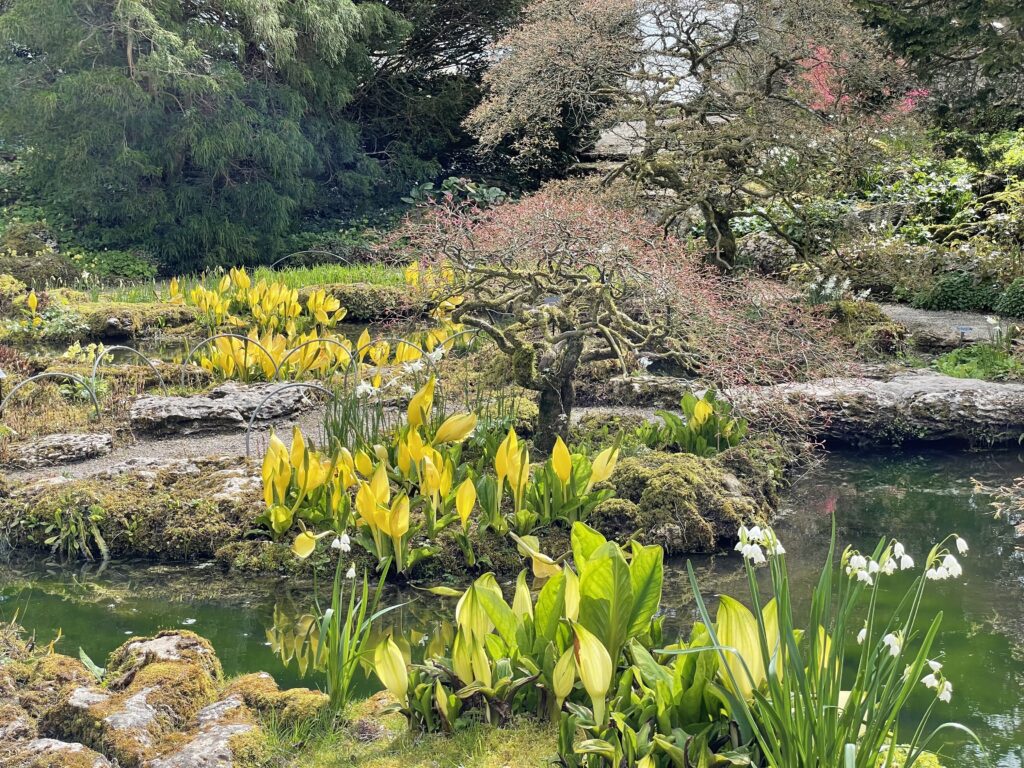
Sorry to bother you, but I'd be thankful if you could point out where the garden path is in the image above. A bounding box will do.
[878,303,1018,349]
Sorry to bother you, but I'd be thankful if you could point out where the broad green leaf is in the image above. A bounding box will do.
[628,541,664,638]
[534,571,566,643]
[570,521,607,569]
[715,595,764,701]
[579,543,634,662]
[476,580,517,647]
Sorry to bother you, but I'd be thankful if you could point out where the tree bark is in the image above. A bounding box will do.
[700,203,737,271]
[534,377,575,453]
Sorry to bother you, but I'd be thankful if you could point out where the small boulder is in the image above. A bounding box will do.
[5,738,113,768]
[7,433,112,469]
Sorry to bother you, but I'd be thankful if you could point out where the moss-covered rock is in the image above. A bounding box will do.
[304,282,422,322]
[75,302,198,340]
[829,300,908,357]
[2,458,261,561]
[105,631,223,685]
[40,632,221,768]
[593,447,784,555]
[224,672,328,727]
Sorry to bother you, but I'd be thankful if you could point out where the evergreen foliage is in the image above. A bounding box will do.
[855,0,1024,129]
[0,0,523,271]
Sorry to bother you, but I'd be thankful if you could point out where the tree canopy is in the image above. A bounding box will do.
[855,0,1024,130]
[0,0,524,271]
[468,0,915,269]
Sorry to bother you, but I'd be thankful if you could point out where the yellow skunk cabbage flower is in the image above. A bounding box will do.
[356,328,372,361]
[494,428,518,493]
[27,290,38,314]
[433,413,477,445]
[229,266,251,291]
[407,376,436,429]
[374,637,409,703]
[512,534,561,578]
[306,288,341,325]
[693,398,714,426]
[354,450,373,477]
[573,623,612,724]
[456,478,476,527]
[292,530,318,559]
[564,567,580,622]
[552,437,572,485]
[262,432,291,507]
[370,462,390,506]
[386,494,410,539]
[404,261,420,287]
[552,647,576,706]
[586,447,619,492]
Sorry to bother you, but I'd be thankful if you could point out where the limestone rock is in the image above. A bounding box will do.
[7,433,112,469]
[732,369,1024,446]
[106,631,222,685]
[145,697,254,768]
[130,382,317,434]
[5,738,113,768]
[877,304,1016,351]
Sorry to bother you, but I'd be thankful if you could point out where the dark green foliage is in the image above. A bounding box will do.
[74,250,157,280]
[994,277,1024,317]
[911,272,1000,312]
[855,0,1024,129]
[0,0,523,272]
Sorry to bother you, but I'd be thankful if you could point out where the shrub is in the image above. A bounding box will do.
[994,277,1024,317]
[72,249,158,281]
[911,272,1000,312]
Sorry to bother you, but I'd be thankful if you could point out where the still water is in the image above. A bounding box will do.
[3,450,1022,765]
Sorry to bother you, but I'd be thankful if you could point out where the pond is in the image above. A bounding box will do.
[2,450,1022,766]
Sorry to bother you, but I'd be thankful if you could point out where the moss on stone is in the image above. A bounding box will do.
[571,411,646,450]
[132,661,217,719]
[304,283,420,322]
[829,300,908,357]
[595,449,774,555]
[4,459,261,561]
[224,673,328,727]
[75,301,198,340]
[105,630,223,685]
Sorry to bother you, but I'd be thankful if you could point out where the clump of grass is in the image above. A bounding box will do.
[256,698,557,768]
[252,263,403,289]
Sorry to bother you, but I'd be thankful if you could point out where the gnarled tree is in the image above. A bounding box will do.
[402,185,686,451]
[468,0,915,269]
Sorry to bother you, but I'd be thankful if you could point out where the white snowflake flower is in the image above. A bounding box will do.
[882,633,902,657]
[856,626,867,645]
[345,564,356,579]
[331,533,351,553]
[937,679,953,703]
[955,536,969,554]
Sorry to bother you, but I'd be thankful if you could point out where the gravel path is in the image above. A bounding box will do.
[879,303,1017,348]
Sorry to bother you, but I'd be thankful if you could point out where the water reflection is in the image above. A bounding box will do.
[2,449,1022,765]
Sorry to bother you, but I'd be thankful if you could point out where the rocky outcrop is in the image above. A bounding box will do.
[606,370,1024,446]
[732,370,1024,446]
[5,433,113,469]
[0,628,316,768]
[130,382,318,434]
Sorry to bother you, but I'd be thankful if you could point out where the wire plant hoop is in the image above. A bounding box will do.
[180,333,281,387]
[90,345,169,396]
[243,381,337,459]
[0,372,102,420]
